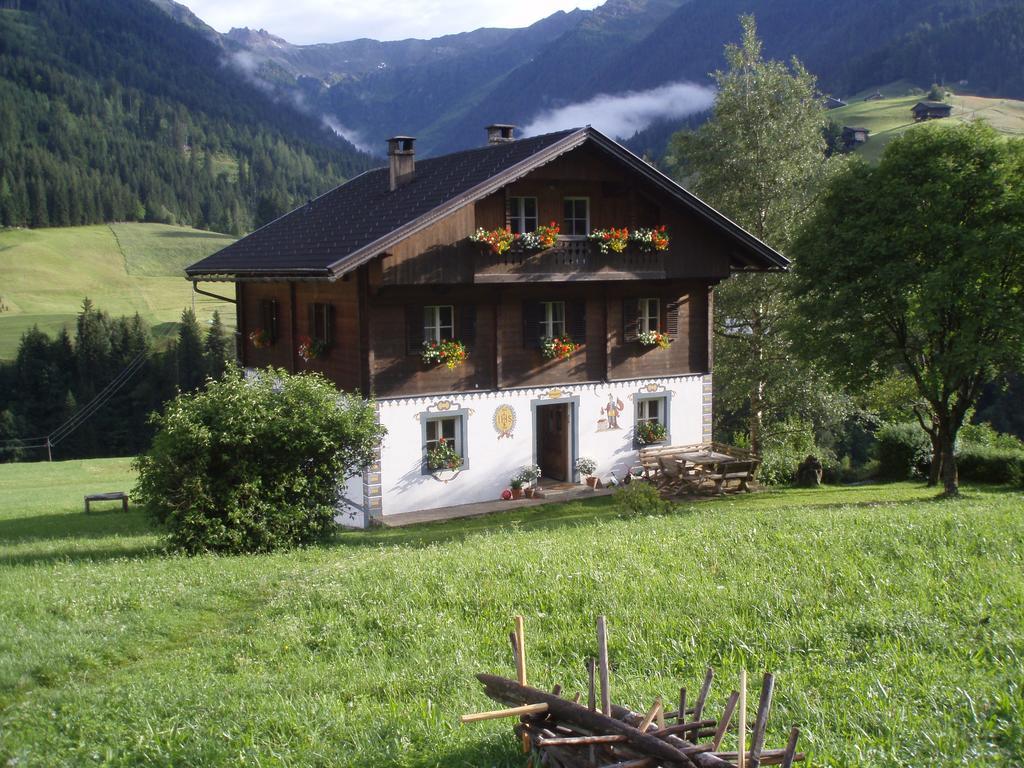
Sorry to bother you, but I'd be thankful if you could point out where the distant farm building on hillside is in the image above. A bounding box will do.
[912,101,953,121]
[824,96,847,109]
[841,126,870,149]
[863,92,885,101]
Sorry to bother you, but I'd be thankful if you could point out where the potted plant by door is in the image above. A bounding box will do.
[510,478,524,500]
[576,457,599,487]
[517,465,542,497]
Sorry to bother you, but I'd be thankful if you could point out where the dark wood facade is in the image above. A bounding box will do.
[233,143,738,399]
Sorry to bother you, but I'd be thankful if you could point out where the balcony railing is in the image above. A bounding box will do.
[474,238,667,282]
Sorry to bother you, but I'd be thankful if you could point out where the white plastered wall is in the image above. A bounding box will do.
[373,374,705,518]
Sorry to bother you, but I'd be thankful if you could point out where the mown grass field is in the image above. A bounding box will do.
[830,85,1024,163]
[0,224,236,359]
[1,458,1022,766]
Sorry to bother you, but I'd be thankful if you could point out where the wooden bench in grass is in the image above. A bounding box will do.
[703,460,761,494]
[84,492,129,514]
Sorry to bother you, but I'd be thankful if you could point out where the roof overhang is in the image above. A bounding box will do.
[186,126,788,281]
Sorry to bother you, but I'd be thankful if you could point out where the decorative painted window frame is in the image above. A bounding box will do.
[634,389,672,446]
[420,408,470,475]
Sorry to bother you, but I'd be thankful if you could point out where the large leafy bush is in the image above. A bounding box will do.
[135,368,385,554]
[875,422,931,480]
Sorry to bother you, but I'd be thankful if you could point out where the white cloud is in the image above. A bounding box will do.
[321,116,374,154]
[182,0,603,44]
[522,82,716,140]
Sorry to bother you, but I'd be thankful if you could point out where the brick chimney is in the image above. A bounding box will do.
[486,124,516,144]
[387,136,415,191]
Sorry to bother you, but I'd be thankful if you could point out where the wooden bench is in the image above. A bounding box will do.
[84,491,129,514]
[703,460,761,494]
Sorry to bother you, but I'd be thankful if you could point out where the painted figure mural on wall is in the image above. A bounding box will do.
[598,394,626,431]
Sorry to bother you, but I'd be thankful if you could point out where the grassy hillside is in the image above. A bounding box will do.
[830,88,1024,162]
[0,224,236,359]
[1,458,1022,766]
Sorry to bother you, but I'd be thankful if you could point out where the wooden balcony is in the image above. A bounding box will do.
[474,238,667,283]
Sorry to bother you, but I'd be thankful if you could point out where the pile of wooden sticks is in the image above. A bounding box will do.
[461,616,805,768]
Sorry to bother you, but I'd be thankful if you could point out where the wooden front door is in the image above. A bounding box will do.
[537,403,570,481]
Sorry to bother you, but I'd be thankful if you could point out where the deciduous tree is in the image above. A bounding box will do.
[667,15,842,454]
[790,123,1024,495]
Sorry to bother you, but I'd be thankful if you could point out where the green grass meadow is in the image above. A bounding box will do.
[831,86,1024,163]
[1,459,1022,765]
[0,224,236,358]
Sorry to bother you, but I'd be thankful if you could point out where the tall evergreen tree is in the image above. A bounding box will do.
[176,307,205,393]
[203,310,231,381]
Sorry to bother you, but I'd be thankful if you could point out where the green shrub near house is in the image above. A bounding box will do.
[134,368,385,554]
[875,422,932,480]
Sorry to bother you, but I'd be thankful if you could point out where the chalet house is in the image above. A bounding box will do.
[841,126,870,149]
[912,101,952,121]
[186,126,787,527]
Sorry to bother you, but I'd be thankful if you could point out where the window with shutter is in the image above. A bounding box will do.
[638,298,660,333]
[423,305,454,343]
[509,197,538,234]
[523,301,544,348]
[310,303,334,348]
[540,301,566,339]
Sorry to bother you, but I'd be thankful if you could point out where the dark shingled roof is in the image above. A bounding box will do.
[187,127,787,278]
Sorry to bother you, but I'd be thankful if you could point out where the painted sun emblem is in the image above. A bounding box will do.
[493,405,516,439]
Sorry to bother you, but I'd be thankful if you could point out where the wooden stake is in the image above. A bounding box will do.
[780,726,800,768]
[639,697,662,732]
[678,687,687,724]
[749,673,775,768]
[657,699,666,731]
[737,669,747,768]
[461,702,549,724]
[515,615,527,686]
[711,691,740,750]
[597,616,611,716]
[537,734,629,746]
[693,667,714,720]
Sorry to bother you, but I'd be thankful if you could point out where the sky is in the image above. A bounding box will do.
[182,0,604,44]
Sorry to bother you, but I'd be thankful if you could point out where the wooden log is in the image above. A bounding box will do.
[603,760,655,768]
[749,674,775,768]
[780,727,800,768]
[597,616,611,717]
[515,616,528,686]
[537,734,628,746]
[711,691,739,749]
[609,703,733,767]
[552,684,563,697]
[477,673,704,767]
[737,669,747,768]
[461,702,549,723]
[693,668,714,720]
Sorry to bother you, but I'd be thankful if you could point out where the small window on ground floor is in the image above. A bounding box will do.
[424,305,455,343]
[639,297,660,333]
[422,411,469,472]
[635,394,670,444]
[309,302,334,348]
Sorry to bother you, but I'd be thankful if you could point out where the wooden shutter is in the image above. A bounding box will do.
[459,304,477,347]
[406,305,424,355]
[665,296,682,337]
[569,300,587,345]
[260,299,278,343]
[622,298,639,341]
[307,302,316,342]
[324,303,335,347]
[522,301,543,349]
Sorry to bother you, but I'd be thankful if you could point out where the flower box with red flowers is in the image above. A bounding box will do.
[540,336,579,361]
